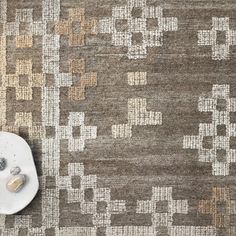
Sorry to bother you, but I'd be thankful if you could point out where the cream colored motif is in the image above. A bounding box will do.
[99,0,178,59]
[183,84,236,175]
[198,17,236,60]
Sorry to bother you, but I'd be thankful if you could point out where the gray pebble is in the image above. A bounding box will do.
[10,166,21,175]
[0,158,6,171]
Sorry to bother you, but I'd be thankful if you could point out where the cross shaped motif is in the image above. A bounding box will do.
[59,163,126,229]
[183,84,236,176]
[63,112,97,152]
[198,17,236,60]
[136,187,188,234]
[55,8,97,46]
[3,59,45,100]
[99,0,178,59]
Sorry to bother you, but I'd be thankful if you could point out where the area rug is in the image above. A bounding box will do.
[0,0,236,235]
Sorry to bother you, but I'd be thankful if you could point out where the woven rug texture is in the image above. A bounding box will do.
[0,0,236,235]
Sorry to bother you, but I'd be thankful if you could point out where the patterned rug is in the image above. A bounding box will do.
[0,0,236,235]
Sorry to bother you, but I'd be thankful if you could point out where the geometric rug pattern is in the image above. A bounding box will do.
[0,0,236,235]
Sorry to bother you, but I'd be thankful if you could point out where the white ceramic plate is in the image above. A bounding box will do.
[0,132,39,215]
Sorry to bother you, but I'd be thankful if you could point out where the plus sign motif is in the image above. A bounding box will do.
[183,84,236,176]
[136,187,188,235]
[55,8,97,46]
[198,17,236,60]
[99,0,178,59]
[3,59,45,100]
[57,162,127,234]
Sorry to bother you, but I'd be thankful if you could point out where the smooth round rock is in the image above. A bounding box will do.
[6,174,26,193]
[0,131,39,215]
[10,166,21,175]
[0,158,6,171]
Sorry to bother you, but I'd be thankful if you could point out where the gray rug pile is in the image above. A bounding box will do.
[0,0,236,235]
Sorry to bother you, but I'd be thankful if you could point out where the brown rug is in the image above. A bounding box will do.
[0,0,236,235]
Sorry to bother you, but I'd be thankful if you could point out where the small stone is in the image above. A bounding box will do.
[0,158,6,171]
[6,174,26,193]
[10,166,21,175]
